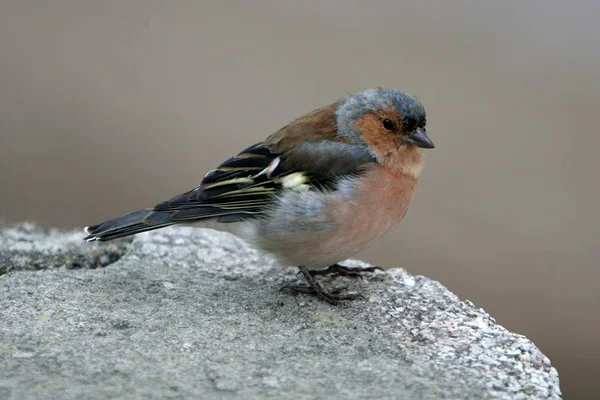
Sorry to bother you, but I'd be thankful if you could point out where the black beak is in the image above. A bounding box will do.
[405,128,435,149]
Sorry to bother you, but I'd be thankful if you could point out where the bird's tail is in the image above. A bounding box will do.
[84,209,174,242]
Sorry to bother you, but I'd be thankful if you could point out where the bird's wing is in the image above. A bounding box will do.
[153,103,375,223]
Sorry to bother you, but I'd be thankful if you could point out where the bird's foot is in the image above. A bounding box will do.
[283,266,365,305]
[281,284,363,305]
[303,263,383,279]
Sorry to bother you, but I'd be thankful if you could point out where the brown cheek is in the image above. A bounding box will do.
[354,114,402,156]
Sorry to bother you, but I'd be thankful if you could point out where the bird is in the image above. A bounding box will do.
[84,87,434,304]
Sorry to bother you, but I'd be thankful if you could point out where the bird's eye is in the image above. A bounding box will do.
[382,119,395,131]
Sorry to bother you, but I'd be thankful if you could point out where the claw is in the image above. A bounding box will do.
[307,264,383,279]
[283,266,366,305]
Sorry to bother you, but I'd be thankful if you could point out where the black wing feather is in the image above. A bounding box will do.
[85,139,377,241]
[153,140,376,223]
[152,143,281,221]
[86,140,374,241]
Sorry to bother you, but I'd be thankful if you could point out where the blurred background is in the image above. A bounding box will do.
[1,1,598,397]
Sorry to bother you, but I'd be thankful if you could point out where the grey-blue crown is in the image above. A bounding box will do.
[336,88,425,141]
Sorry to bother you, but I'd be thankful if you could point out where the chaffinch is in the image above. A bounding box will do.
[85,88,435,304]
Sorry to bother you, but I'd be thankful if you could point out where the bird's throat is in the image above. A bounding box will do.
[383,146,425,180]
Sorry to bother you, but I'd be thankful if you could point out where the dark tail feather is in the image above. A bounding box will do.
[84,209,174,242]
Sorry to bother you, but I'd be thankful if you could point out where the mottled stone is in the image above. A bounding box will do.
[0,222,561,399]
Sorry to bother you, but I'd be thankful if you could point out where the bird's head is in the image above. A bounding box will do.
[336,88,434,163]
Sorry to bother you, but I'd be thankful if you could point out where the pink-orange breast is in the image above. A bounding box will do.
[327,166,416,250]
[249,165,418,269]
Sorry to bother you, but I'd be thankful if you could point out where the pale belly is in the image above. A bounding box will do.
[246,168,417,268]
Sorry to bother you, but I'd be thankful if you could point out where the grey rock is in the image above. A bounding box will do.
[0,222,130,273]
[0,222,561,399]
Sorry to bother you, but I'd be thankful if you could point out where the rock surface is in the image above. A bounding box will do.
[0,222,561,399]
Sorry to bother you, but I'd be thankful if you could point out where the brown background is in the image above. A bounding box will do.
[1,1,598,398]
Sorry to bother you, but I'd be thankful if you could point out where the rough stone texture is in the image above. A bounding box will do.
[0,222,561,400]
[0,222,130,274]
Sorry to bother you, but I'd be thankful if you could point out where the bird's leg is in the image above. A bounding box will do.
[306,263,383,279]
[283,266,363,305]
